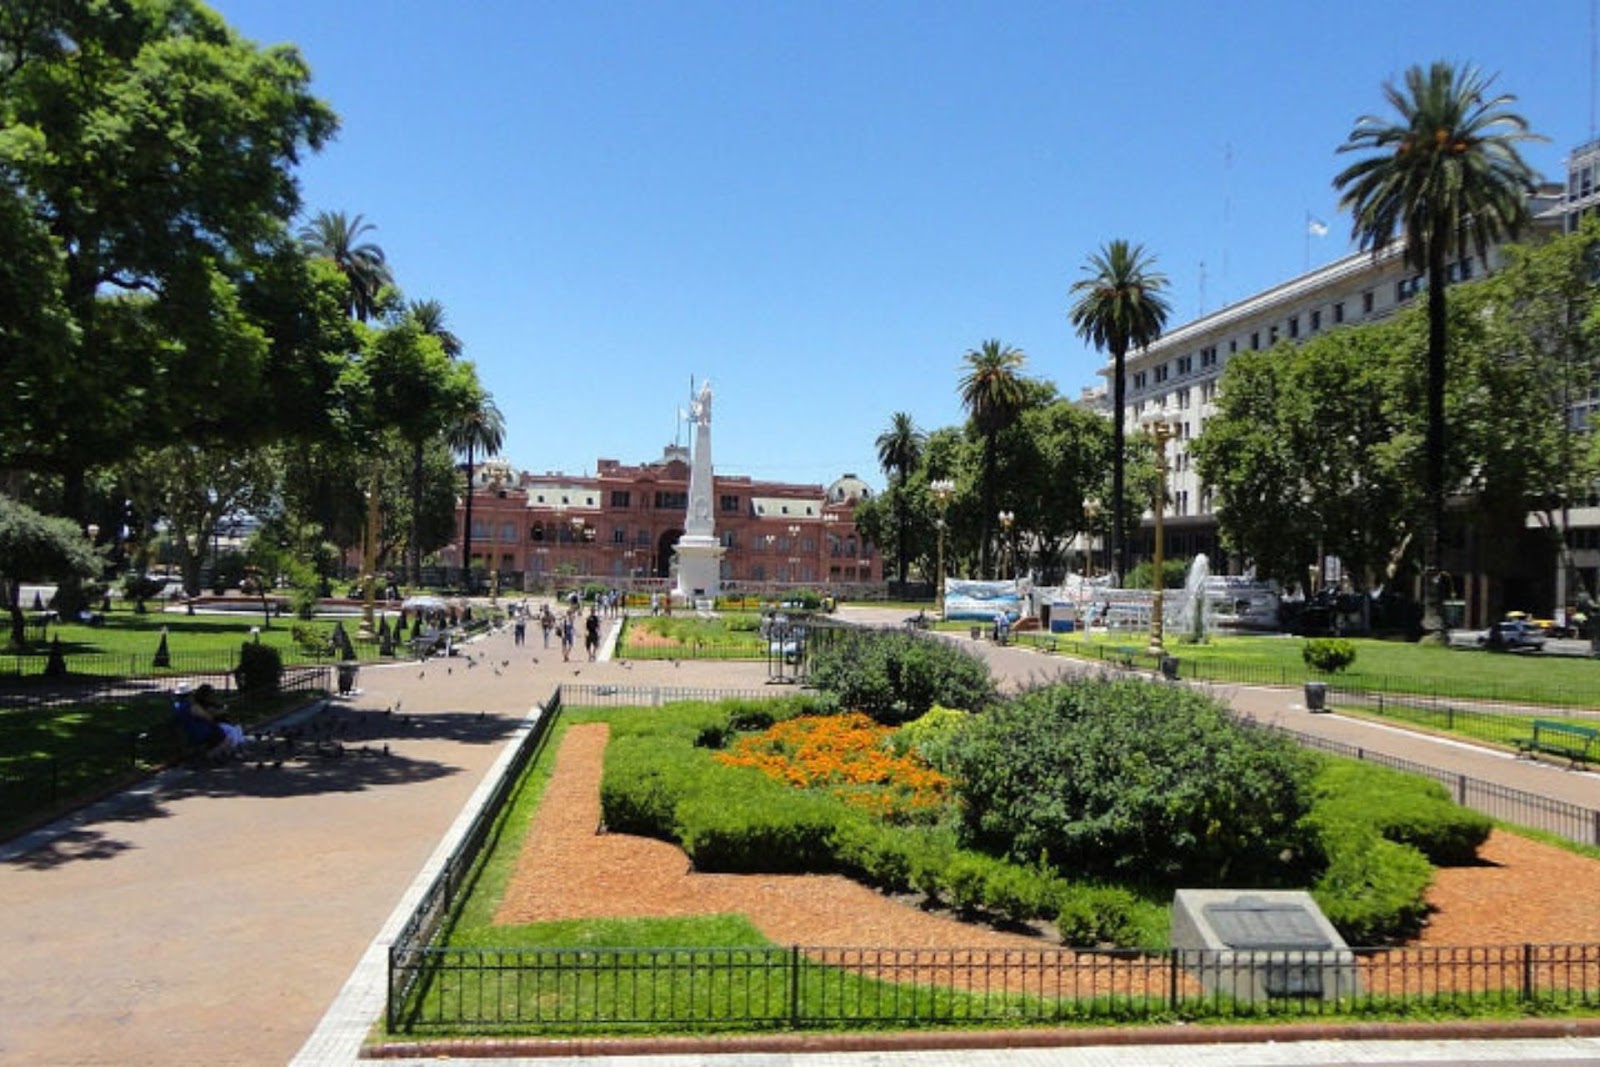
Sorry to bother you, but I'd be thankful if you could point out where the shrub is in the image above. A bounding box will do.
[810,629,995,724]
[1310,760,1490,866]
[949,678,1317,886]
[1307,820,1433,944]
[829,817,918,893]
[290,621,332,658]
[235,641,283,694]
[676,788,838,872]
[1045,882,1145,947]
[891,704,973,772]
[1302,638,1357,673]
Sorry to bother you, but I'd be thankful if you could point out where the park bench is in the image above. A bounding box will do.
[1515,719,1600,768]
[410,628,452,660]
[1109,645,1138,670]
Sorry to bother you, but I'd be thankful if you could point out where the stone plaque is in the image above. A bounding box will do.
[1202,896,1334,952]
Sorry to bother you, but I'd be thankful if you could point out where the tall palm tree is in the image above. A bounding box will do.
[1069,240,1170,584]
[1334,61,1540,641]
[404,299,464,584]
[299,210,393,323]
[875,412,925,586]
[446,393,505,593]
[959,341,1028,579]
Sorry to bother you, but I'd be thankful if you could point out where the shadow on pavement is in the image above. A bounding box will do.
[3,705,520,871]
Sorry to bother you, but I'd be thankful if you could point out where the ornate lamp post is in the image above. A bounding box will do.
[1141,410,1178,656]
[930,478,955,613]
[997,510,1014,579]
[359,476,380,640]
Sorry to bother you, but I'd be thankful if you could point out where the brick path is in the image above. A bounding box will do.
[1,604,1597,1065]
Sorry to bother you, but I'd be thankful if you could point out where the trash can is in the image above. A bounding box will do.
[337,662,359,696]
[970,626,982,640]
[1160,656,1180,680]
[1304,680,1328,712]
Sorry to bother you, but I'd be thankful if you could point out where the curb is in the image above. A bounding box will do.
[365,1016,1600,1059]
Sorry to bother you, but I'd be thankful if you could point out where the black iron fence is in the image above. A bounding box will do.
[388,940,1600,1032]
[1259,723,1600,847]
[388,689,562,1028]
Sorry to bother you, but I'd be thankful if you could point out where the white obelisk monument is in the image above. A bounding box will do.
[673,379,725,602]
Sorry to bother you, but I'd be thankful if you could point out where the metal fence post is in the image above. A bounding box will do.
[789,945,801,1026]
[1168,950,1180,1010]
[1523,943,1535,1002]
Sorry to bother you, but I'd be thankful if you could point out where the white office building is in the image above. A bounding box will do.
[1105,179,1580,625]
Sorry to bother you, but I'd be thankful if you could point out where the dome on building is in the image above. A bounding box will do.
[827,474,874,504]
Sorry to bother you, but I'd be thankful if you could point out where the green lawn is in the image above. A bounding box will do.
[2,601,451,675]
[1021,631,1600,707]
[616,614,768,660]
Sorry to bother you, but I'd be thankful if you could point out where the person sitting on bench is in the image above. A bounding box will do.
[172,682,245,758]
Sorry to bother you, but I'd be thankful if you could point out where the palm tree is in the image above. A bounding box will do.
[299,210,393,323]
[959,341,1028,579]
[407,298,462,357]
[1334,61,1540,641]
[446,393,505,593]
[1069,240,1170,584]
[875,412,926,586]
[404,299,464,584]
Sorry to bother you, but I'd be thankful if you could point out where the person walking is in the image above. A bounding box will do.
[584,610,600,661]
[560,613,575,662]
[540,605,553,648]
[513,613,526,647]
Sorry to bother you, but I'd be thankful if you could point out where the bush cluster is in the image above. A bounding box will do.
[809,629,995,724]
[234,641,282,693]
[1301,760,1490,944]
[949,678,1318,886]
[1302,638,1357,673]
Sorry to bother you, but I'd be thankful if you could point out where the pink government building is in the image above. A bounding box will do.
[443,446,879,593]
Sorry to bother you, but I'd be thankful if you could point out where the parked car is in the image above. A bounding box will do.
[1479,619,1546,652]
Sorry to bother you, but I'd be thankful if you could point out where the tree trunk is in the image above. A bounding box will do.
[980,438,996,579]
[1111,344,1127,584]
[461,446,476,594]
[1421,250,1449,643]
[410,438,424,587]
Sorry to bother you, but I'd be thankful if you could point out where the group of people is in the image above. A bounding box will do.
[509,597,606,662]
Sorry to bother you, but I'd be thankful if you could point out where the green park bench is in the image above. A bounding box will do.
[1515,719,1600,768]
[1109,646,1138,670]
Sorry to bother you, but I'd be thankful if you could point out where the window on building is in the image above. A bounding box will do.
[1133,371,1147,390]
[1177,355,1193,375]
[1201,380,1217,403]
[530,524,544,541]
[1333,301,1345,324]
[720,494,740,512]
[635,529,650,545]
[1154,363,1169,383]
[610,490,630,507]
[1362,290,1375,314]
[1269,325,1279,344]
[470,519,488,539]
[721,530,736,548]
[612,527,626,544]
[1310,309,1321,332]
[1229,339,1238,354]
[1175,490,1189,516]
[1200,345,1217,368]
[653,490,687,510]
[500,522,516,543]
[1176,387,1190,409]
[1250,331,1260,350]
[1287,316,1299,339]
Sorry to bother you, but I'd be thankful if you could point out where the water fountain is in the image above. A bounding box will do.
[1174,553,1213,643]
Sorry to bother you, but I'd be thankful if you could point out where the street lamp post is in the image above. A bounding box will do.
[1083,499,1101,577]
[997,510,1014,580]
[359,475,380,640]
[930,478,955,613]
[1142,412,1178,657]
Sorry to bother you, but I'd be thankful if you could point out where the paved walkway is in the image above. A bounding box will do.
[1,604,1597,1065]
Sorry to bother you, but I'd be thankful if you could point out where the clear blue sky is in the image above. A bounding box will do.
[213,0,1595,490]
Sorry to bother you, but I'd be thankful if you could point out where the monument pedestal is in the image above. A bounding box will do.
[674,535,724,604]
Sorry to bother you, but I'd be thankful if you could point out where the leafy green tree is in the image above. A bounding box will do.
[0,495,99,647]
[122,443,280,597]
[875,412,925,586]
[958,340,1028,579]
[0,0,336,517]
[446,389,505,591]
[1334,60,1541,641]
[1070,240,1171,583]
[400,299,468,583]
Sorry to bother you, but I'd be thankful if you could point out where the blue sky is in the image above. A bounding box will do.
[213,0,1595,490]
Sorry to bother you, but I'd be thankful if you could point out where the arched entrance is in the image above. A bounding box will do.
[656,529,681,580]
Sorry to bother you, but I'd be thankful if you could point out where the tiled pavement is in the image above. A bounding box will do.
[2,605,1598,1066]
